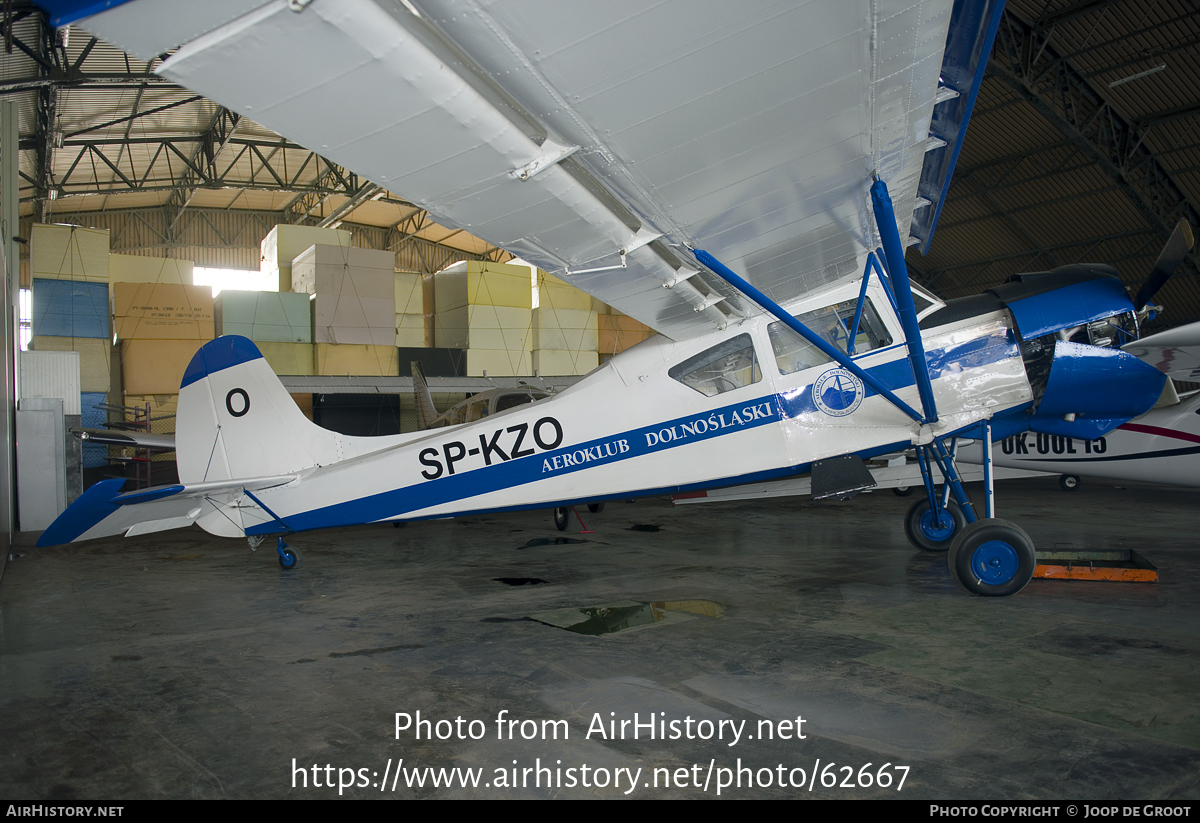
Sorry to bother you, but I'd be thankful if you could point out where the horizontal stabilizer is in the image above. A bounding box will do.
[71,427,176,451]
[38,473,300,546]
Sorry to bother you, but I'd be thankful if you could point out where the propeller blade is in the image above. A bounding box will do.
[1134,219,1195,311]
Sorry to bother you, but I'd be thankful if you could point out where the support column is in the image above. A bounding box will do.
[0,98,19,579]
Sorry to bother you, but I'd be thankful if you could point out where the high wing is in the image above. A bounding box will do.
[75,0,981,339]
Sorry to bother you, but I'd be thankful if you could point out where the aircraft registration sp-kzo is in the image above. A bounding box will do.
[35,0,1194,597]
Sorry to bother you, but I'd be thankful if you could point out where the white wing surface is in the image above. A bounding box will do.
[1123,321,1200,383]
[84,0,955,339]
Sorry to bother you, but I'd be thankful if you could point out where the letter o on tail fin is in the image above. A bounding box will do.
[176,336,340,484]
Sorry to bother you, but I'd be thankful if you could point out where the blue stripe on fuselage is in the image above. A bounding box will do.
[247,396,784,534]
[247,329,1021,535]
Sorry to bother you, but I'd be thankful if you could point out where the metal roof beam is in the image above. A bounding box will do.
[989,8,1200,288]
[316,182,383,229]
[164,106,242,234]
[1036,0,1125,28]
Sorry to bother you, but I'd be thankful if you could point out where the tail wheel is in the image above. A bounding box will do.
[947,519,1035,597]
[278,547,302,570]
[893,486,914,497]
[904,498,965,552]
[553,507,570,531]
[1060,474,1080,491]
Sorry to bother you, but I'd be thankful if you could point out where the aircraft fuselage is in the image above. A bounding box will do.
[233,280,1032,536]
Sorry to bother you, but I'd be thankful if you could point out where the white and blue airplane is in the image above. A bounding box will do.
[34,0,1186,597]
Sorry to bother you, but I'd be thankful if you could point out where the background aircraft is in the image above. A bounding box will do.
[955,319,1200,490]
[33,0,1191,599]
[411,361,550,430]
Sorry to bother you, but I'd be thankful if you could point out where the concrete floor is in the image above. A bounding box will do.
[1,477,1198,799]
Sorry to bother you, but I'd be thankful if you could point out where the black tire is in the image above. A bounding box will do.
[893,486,914,497]
[279,547,302,570]
[587,502,605,514]
[553,507,569,531]
[947,518,1036,597]
[1060,474,1080,491]
[904,498,966,552]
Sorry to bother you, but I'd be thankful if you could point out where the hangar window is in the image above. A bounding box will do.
[669,334,761,397]
[769,299,892,376]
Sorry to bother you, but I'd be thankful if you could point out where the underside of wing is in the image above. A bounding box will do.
[80,0,985,338]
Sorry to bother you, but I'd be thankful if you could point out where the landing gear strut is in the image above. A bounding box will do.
[908,423,1034,597]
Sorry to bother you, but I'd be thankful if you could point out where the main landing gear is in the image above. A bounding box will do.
[903,425,1036,597]
[904,498,965,552]
[553,503,604,532]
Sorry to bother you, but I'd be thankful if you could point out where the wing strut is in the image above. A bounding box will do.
[693,249,925,424]
[870,177,939,424]
[848,251,898,354]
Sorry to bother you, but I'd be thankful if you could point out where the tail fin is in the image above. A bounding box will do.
[176,336,339,483]
[412,360,440,430]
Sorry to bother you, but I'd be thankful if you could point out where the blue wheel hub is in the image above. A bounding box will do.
[970,540,1019,584]
[919,508,955,541]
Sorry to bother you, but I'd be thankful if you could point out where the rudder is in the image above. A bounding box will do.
[177,336,340,483]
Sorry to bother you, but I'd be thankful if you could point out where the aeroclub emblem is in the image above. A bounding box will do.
[812,368,864,417]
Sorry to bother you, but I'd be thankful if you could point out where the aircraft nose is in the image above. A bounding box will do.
[1027,339,1165,440]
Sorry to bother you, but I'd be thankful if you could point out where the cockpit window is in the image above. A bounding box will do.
[669,333,761,397]
[768,298,892,376]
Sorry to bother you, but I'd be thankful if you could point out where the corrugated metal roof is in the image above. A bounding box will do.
[910,0,1200,330]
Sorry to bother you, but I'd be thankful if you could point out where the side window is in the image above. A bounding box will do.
[668,333,761,397]
[769,298,893,376]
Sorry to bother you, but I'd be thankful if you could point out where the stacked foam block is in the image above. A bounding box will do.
[395,270,426,348]
[261,224,351,293]
[291,243,399,376]
[28,225,114,468]
[533,271,598,376]
[214,290,314,376]
[113,282,214,409]
[434,261,533,376]
[30,227,112,390]
[107,256,201,460]
[109,253,193,286]
[598,309,655,360]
